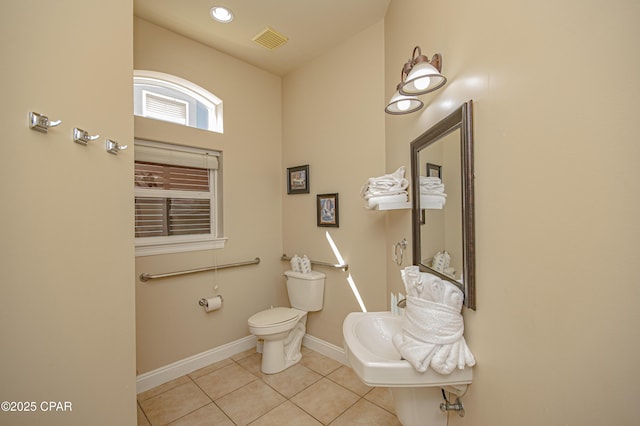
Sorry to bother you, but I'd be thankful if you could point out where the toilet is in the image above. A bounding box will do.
[248,270,326,374]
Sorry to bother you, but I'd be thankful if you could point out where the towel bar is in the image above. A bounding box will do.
[281,254,348,271]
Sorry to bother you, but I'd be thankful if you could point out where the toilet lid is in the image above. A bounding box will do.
[248,307,298,327]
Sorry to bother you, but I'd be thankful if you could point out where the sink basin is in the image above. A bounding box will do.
[342,311,472,387]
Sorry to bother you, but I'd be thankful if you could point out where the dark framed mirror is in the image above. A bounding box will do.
[410,100,475,309]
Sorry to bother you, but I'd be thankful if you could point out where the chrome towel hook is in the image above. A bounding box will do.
[73,127,100,145]
[29,112,62,133]
[105,139,128,155]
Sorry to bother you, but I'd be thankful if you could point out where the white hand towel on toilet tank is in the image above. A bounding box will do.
[290,254,312,273]
[392,266,476,374]
[300,255,312,273]
[290,254,302,273]
[360,166,409,209]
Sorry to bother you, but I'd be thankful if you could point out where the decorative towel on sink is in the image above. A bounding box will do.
[392,266,476,374]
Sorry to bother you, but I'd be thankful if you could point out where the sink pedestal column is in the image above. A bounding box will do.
[391,387,447,426]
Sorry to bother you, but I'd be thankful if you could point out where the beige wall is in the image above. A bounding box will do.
[385,0,640,424]
[282,20,388,346]
[5,2,638,423]
[0,1,136,425]
[133,18,285,373]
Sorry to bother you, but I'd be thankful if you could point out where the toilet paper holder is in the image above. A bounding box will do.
[199,295,224,308]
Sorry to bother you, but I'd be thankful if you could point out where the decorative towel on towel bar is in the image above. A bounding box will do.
[392,266,476,374]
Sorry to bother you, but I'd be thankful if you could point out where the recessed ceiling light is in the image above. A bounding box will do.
[210,6,234,23]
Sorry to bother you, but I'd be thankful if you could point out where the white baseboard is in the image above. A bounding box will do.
[302,334,347,366]
[136,334,347,394]
[136,335,257,394]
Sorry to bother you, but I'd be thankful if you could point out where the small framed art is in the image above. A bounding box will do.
[426,163,442,179]
[317,193,339,227]
[287,164,309,194]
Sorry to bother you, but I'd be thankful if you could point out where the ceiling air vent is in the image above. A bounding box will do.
[252,27,288,51]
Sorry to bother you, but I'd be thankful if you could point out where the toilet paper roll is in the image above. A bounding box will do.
[203,295,223,312]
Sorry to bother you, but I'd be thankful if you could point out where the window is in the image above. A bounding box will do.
[134,70,223,133]
[134,140,225,256]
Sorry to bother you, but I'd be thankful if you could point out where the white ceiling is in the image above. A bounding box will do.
[134,0,390,76]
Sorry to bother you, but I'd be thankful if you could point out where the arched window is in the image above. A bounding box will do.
[134,70,223,133]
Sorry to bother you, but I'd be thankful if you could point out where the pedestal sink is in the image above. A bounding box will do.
[343,311,472,426]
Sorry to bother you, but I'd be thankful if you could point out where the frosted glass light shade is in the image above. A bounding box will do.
[400,62,447,95]
[385,90,424,115]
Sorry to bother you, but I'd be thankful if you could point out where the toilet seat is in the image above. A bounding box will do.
[248,307,300,334]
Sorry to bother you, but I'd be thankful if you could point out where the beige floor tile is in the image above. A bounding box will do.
[260,363,322,398]
[138,375,192,402]
[193,362,257,400]
[216,380,286,426]
[137,403,150,426]
[235,352,264,376]
[327,365,372,396]
[231,347,257,361]
[137,349,374,426]
[290,378,359,425]
[138,381,211,426]
[168,403,234,426]
[299,350,342,376]
[188,358,234,380]
[364,387,396,414]
[329,398,401,426]
[249,401,322,426]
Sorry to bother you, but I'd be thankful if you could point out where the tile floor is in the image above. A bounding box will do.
[137,347,401,426]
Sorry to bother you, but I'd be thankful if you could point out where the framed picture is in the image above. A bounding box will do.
[426,163,442,179]
[317,193,339,227]
[287,165,309,194]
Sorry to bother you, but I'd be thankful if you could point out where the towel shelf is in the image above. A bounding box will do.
[373,201,412,210]
[140,257,260,282]
[281,254,348,271]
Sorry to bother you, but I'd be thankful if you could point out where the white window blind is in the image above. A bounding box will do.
[142,90,189,125]
[134,141,223,255]
[135,144,219,170]
[134,164,211,237]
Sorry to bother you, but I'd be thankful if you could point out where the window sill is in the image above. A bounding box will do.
[135,237,227,257]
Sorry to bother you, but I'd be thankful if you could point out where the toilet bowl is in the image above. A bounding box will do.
[248,270,325,374]
[248,307,307,374]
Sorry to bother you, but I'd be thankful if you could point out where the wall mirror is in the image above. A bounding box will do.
[410,100,475,309]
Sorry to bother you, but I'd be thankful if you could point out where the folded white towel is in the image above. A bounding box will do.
[419,177,446,200]
[393,269,475,374]
[421,194,446,209]
[363,188,408,199]
[420,186,445,194]
[365,193,408,209]
[420,176,441,184]
[360,166,409,199]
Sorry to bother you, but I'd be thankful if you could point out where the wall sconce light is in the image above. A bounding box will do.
[385,46,447,115]
[385,80,424,115]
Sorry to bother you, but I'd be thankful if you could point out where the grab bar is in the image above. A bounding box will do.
[281,254,348,271]
[140,257,260,282]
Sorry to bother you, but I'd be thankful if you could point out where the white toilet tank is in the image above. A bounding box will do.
[284,270,326,312]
